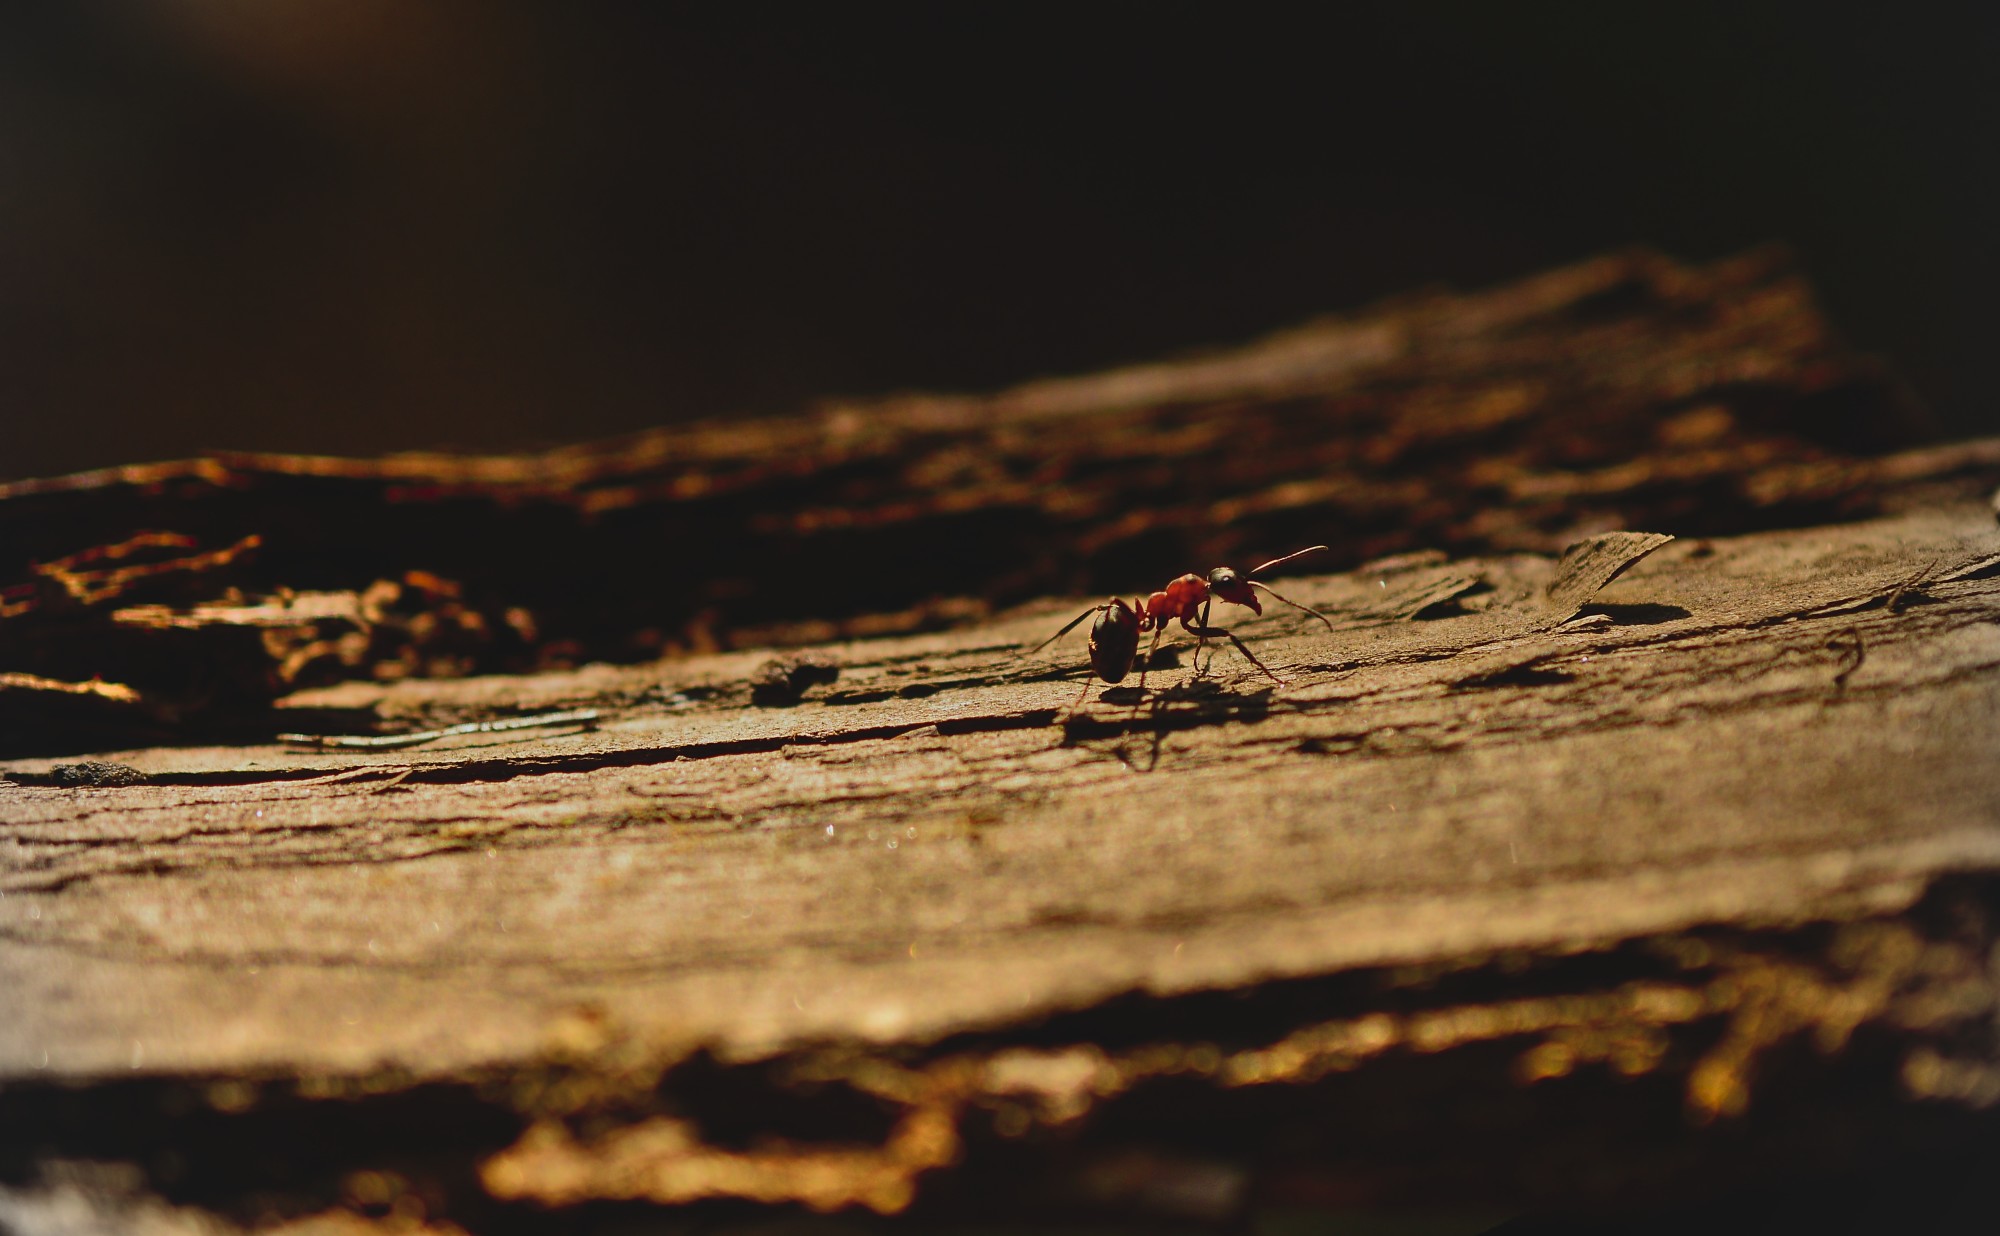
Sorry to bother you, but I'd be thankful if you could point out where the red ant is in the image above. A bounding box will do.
[1025,547,1334,708]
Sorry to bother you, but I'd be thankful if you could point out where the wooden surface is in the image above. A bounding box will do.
[4,250,2000,1230]
[3,501,1998,1224]
[8,248,1998,754]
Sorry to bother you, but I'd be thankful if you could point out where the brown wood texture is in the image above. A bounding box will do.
[3,250,2000,1232]
[5,248,1998,753]
[3,503,1999,1227]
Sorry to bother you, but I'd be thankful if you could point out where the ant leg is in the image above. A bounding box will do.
[1136,623,1166,691]
[1185,623,1287,686]
[1060,676,1094,719]
[1024,604,1104,658]
[1190,599,1212,678]
[1249,581,1335,630]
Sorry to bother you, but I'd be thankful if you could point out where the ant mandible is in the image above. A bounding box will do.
[1025,546,1335,708]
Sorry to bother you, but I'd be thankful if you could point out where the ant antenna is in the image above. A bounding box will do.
[1248,581,1335,630]
[1247,545,1329,578]
[1244,545,1334,629]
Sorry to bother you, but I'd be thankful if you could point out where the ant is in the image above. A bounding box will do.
[1025,546,1335,710]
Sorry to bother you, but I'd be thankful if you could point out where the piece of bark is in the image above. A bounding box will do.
[3,501,1996,1227]
[6,248,1998,750]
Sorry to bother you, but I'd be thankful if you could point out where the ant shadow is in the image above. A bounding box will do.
[1057,667,1278,773]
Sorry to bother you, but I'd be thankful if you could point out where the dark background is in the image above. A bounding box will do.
[1,2,1993,482]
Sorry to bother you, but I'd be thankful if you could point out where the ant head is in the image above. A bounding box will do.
[1207,566,1261,613]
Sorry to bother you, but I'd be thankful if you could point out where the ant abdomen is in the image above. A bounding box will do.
[1088,599,1142,684]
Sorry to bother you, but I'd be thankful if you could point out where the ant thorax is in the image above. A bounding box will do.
[1149,574,1210,624]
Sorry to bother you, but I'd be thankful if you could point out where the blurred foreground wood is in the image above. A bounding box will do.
[2,252,2000,1234]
